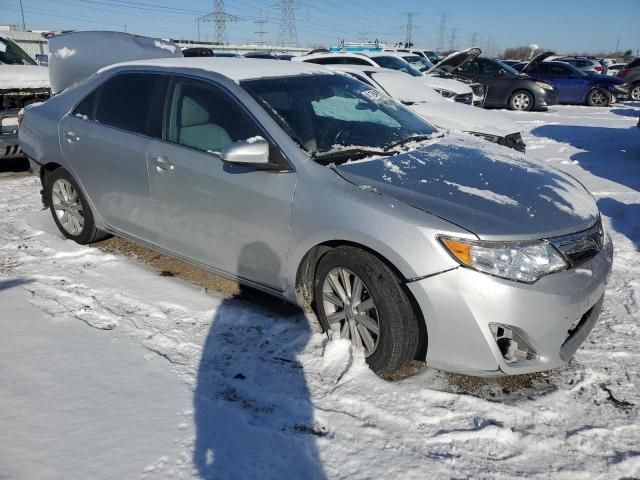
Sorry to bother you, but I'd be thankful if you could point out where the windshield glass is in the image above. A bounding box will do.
[402,55,434,72]
[0,38,37,65]
[241,74,437,161]
[371,56,423,77]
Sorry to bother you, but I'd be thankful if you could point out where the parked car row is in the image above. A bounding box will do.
[18,32,613,379]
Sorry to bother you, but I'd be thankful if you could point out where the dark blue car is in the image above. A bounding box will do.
[522,52,629,106]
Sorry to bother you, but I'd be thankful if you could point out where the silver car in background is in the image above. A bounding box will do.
[19,35,612,377]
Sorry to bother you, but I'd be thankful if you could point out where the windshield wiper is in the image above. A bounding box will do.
[313,147,385,165]
[384,133,438,151]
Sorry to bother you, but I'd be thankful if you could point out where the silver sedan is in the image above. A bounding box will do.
[19,57,612,377]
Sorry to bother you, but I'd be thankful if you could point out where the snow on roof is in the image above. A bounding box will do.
[294,51,372,61]
[99,57,335,81]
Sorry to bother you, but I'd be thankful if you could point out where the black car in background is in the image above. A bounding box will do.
[181,47,239,57]
[429,48,558,111]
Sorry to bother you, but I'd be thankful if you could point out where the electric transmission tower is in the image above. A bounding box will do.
[274,0,298,47]
[255,10,268,45]
[448,28,458,51]
[469,31,478,47]
[201,0,241,45]
[403,12,418,47]
[436,13,449,52]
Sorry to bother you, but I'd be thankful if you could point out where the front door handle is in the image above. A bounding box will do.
[150,155,174,173]
[64,131,79,142]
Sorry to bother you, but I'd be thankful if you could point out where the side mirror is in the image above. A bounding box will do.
[221,137,270,167]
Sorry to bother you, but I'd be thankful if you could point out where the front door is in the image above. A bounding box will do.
[146,76,297,291]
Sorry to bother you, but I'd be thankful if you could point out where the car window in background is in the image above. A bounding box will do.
[456,60,474,74]
[403,55,433,71]
[93,73,168,137]
[241,74,436,158]
[166,77,262,154]
[0,37,37,65]
[477,58,500,75]
[372,56,423,77]
[494,60,520,75]
[549,63,580,76]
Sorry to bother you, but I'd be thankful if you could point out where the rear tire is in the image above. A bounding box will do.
[587,88,611,107]
[630,83,640,102]
[45,168,110,244]
[313,246,422,377]
[509,90,534,111]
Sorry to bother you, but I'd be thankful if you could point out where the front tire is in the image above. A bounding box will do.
[630,83,640,102]
[45,168,109,244]
[313,246,422,377]
[509,90,534,111]
[587,88,611,107]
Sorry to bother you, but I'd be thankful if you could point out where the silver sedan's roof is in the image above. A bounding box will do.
[99,57,335,82]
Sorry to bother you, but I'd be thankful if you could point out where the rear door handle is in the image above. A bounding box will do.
[64,131,79,142]
[150,155,174,173]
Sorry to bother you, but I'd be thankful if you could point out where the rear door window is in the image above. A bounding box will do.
[92,73,168,137]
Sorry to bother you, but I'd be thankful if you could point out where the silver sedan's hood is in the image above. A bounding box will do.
[335,134,598,240]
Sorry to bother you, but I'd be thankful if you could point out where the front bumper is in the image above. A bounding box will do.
[1,109,23,159]
[408,233,613,376]
[535,88,559,108]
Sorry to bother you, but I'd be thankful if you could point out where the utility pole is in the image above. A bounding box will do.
[254,10,268,46]
[615,37,620,54]
[436,13,449,53]
[403,12,418,47]
[274,0,298,47]
[18,0,26,31]
[469,31,478,47]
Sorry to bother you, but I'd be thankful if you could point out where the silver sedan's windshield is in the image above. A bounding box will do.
[241,74,437,162]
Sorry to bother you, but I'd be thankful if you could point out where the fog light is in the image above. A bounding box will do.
[489,323,539,363]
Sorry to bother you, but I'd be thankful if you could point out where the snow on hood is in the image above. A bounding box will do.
[0,65,50,90]
[335,133,598,240]
[408,101,518,137]
[48,31,183,94]
[420,75,472,95]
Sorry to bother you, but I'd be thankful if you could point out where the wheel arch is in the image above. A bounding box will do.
[293,239,428,360]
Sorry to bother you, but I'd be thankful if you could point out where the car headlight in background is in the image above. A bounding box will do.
[433,88,456,98]
[439,237,568,283]
[535,81,554,90]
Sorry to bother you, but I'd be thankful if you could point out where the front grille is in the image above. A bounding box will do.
[549,218,604,267]
[454,93,473,105]
[470,84,485,96]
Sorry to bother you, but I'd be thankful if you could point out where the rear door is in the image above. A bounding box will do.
[146,76,297,290]
[541,63,585,102]
[59,72,168,242]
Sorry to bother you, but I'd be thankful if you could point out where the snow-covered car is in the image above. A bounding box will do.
[0,33,50,159]
[20,32,613,378]
[293,51,477,105]
[380,51,487,106]
[329,65,524,151]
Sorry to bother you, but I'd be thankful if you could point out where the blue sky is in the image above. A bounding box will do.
[2,0,639,54]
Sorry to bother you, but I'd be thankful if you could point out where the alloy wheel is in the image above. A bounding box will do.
[631,85,640,101]
[322,267,380,356]
[590,89,608,106]
[51,178,85,236]
[512,93,531,110]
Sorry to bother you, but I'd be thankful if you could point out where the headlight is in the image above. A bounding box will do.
[434,88,456,98]
[439,236,567,283]
[535,81,553,91]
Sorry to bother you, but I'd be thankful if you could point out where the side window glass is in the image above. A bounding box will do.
[73,88,100,121]
[478,59,498,75]
[167,78,262,154]
[457,60,472,74]
[94,73,168,136]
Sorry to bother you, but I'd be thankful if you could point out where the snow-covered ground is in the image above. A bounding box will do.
[0,103,639,480]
